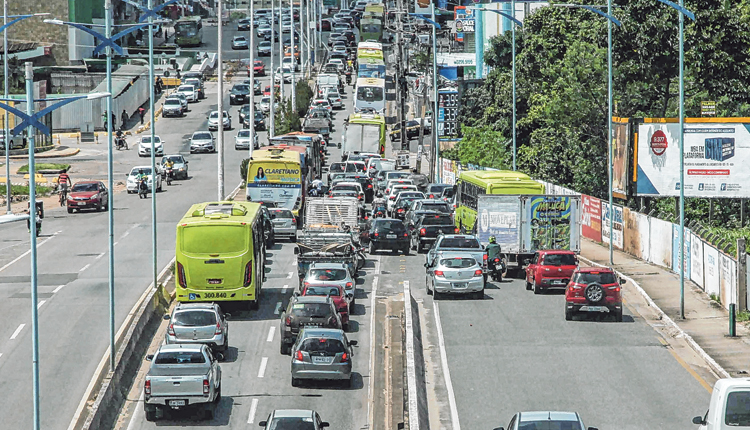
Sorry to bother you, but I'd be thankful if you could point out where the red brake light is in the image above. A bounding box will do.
[389,196,395,200]
[434,270,444,276]
[215,322,222,335]
[177,262,187,288]
[483,254,488,261]
[346,282,353,287]
[296,350,304,361]
[494,258,500,263]
[397,208,404,213]
[374,232,379,237]
[203,378,210,395]
[342,352,349,362]
[285,316,292,326]
[167,323,175,336]
[474,269,483,276]
[454,228,460,233]
[144,378,151,395]
[429,194,434,198]
[403,232,408,237]
[419,228,426,236]
[244,261,253,287]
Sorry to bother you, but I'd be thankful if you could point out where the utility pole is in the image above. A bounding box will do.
[278,0,284,102]
[397,0,406,151]
[249,0,255,159]
[290,0,295,111]
[270,0,276,135]
[217,0,225,199]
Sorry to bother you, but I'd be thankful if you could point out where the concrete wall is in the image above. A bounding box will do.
[9,0,70,65]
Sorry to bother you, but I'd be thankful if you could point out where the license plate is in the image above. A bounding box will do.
[582,306,605,312]
[386,234,397,239]
[312,356,333,364]
[77,202,86,206]
[552,280,565,285]
[304,322,321,327]
[207,279,222,284]
[452,282,467,288]
[168,400,186,407]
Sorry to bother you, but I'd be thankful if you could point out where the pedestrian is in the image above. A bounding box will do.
[102,110,108,130]
[121,109,128,129]
[138,107,145,125]
[155,76,163,94]
[111,112,116,130]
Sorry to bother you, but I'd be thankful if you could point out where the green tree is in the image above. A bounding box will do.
[295,80,314,117]
[274,98,301,135]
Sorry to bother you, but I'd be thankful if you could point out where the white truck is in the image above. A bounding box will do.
[144,344,222,421]
[693,377,750,429]
[342,114,382,158]
[474,194,582,274]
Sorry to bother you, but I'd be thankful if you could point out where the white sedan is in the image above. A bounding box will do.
[176,84,198,102]
[138,135,164,157]
[126,165,162,194]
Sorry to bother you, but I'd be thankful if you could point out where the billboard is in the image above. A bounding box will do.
[581,194,602,242]
[601,202,623,249]
[454,7,474,42]
[526,196,577,251]
[612,119,629,198]
[636,119,750,197]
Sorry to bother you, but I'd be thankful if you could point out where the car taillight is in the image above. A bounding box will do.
[358,195,363,200]
[285,316,292,326]
[341,352,349,362]
[397,208,404,213]
[429,194,434,198]
[177,262,186,288]
[244,261,253,287]
[483,254,488,265]
[203,378,210,396]
[389,196,395,200]
[296,350,304,361]
[434,270,444,276]
[368,184,372,188]
[167,323,175,336]
[215,322,222,335]
[494,258,500,263]
[373,232,379,237]
[144,378,151,396]
[403,232,408,237]
[419,228,426,236]
[454,228,459,233]
[474,269,483,276]
[346,282,353,287]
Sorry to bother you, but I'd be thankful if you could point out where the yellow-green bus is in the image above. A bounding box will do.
[455,170,545,233]
[176,201,266,309]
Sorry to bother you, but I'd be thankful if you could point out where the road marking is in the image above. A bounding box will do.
[274,301,282,315]
[125,392,144,430]
[258,357,268,378]
[367,255,381,430]
[113,241,118,246]
[10,324,25,340]
[266,326,275,342]
[403,280,420,430]
[36,300,46,309]
[247,398,259,424]
[281,284,288,293]
[658,336,713,393]
[434,302,461,430]
[0,233,57,274]
[79,263,91,273]
[94,252,105,260]
[287,271,293,278]
[53,285,65,293]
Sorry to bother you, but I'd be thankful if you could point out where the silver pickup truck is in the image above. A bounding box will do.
[144,344,222,421]
[426,234,487,273]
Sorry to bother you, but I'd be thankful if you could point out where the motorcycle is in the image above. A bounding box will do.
[488,255,507,282]
[165,166,173,186]
[115,134,128,150]
[137,178,148,199]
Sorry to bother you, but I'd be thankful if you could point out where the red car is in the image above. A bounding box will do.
[253,59,266,76]
[300,284,352,329]
[525,250,578,294]
[565,267,625,322]
[66,181,109,213]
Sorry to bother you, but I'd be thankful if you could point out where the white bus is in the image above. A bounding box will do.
[354,77,386,114]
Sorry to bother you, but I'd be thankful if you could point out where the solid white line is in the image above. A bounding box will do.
[257,357,268,378]
[433,302,461,430]
[53,284,65,293]
[113,241,118,246]
[79,263,91,273]
[126,392,144,430]
[403,280,420,430]
[281,284,288,293]
[274,301,282,315]
[287,271,293,279]
[0,233,57,274]
[266,326,275,342]
[247,398,259,424]
[367,255,381,430]
[10,324,25,340]
[36,300,46,309]
[94,252,105,260]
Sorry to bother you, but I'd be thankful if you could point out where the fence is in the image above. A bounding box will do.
[438,158,746,311]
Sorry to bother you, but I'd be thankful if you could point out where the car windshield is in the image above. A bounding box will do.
[420,203,450,213]
[346,163,364,172]
[334,185,358,192]
[440,237,480,248]
[233,85,249,92]
[130,167,152,176]
[141,136,160,144]
[71,183,98,192]
[374,220,405,232]
[332,190,357,197]
[304,286,342,297]
[573,272,617,285]
[178,86,193,92]
[518,421,583,430]
[308,268,347,281]
[193,132,212,140]
[330,163,345,173]
[163,156,183,163]
[210,111,228,118]
[387,172,409,180]
[154,351,206,364]
[726,391,750,426]
[542,254,577,266]
[270,209,294,219]
[439,257,477,268]
[290,302,332,317]
[165,99,181,105]
[173,310,217,326]
[238,130,250,137]
[268,418,316,430]
[422,216,452,226]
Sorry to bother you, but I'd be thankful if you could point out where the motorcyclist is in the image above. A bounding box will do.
[136,168,148,198]
[486,236,504,280]
[115,129,127,149]
[163,158,175,184]
[27,201,43,236]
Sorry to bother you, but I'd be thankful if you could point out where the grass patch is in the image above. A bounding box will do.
[737,310,750,323]
[11,184,55,196]
[710,293,721,304]
[17,163,70,173]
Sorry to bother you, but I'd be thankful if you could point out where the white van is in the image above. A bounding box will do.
[693,378,750,429]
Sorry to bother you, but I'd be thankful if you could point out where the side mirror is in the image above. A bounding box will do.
[692,417,704,425]
[320,422,330,428]
[347,293,354,299]
[162,314,170,320]
[348,340,358,346]
[619,278,626,285]
[224,313,231,319]
[293,247,299,255]
[258,421,268,427]
[523,259,531,265]
[185,161,189,164]
[146,354,154,361]
[293,291,300,297]
[587,428,599,430]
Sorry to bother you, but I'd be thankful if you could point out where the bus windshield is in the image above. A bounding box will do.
[357,86,384,102]
[175,22,198,36]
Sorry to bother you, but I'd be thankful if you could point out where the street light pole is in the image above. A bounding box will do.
[218,0,225,200]
[249,0,255,159]
[148,0,158,290]
[105,0,116,372]
[278,0,284,102]
[3,1,8,214]
[290,0,295,111]
[511,0,516,171]
[270,0,276,135]
[608,0,613,266]
[431,3,439,182]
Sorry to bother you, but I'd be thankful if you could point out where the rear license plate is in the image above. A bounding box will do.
[552,280,565,285]
[207,279,222,284]
[582,306,605,312]
[312,356,333,364]
[168,400,186,407]
[452,282,467,288]
[304,323,321,327]
[386,234,397,239]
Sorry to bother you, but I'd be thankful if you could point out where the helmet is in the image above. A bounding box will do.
[489,236,496,244]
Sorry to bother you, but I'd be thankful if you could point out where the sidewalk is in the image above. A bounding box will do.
[581,239,750,378]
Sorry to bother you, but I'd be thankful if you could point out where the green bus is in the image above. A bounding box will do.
[175,201,266,309]
[360,4,384,42]
[174,16,203,47]
[455,170,545,233]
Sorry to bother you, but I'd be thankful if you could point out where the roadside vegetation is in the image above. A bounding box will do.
[17,163,70,174]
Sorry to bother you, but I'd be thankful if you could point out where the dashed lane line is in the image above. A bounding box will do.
[10,324,25,340]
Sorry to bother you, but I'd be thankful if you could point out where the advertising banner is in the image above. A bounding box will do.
[649,218,673,268]
[442,159,456,185]
[703,244,720,297]
[477,195,521,253]
[523,196,579,252]
[581,195,602,242]
[636,120,750,197]
[612,120,629,198]
[720,254,736,309]
[623,208,650,261]
[601,202,623,249]
[672,224,691,279]
[690,234,705,289]
[454,7,469,42]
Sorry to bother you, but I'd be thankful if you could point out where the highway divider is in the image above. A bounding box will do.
[404,280,430,430]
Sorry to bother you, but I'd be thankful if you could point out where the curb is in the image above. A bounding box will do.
[9,148,80,160]
[578,255,731,379]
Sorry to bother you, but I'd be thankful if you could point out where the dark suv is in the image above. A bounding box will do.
[279,296,342,354]
[564,267,625,322]
[366,218,410,255]
[410,213,457,253]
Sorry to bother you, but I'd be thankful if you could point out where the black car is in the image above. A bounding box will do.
[259,204,276,247]
[341,30,356,44]
[426,183,453,199]
[230,83,251,105]
[366,218,410,255]
[410,213,457,253]
[391,194,424,220]
[237,18,252,30]
[390,120,424,142]
[343,174,374,202]
[252,110,266,131]
[279,296,342,354]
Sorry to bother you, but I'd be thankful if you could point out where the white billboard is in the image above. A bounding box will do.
[636,120,750,197]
